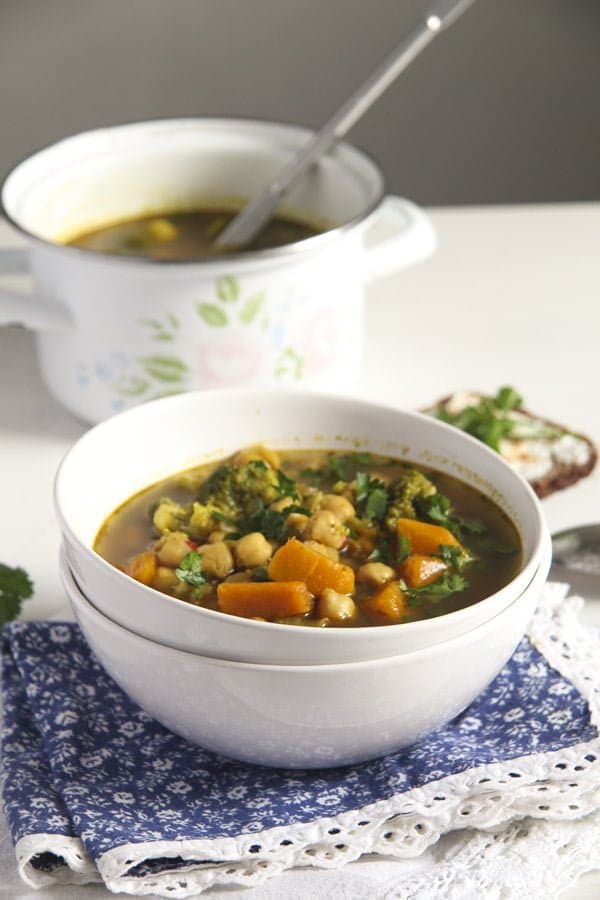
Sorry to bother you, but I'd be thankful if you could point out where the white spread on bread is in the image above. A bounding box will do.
[441,393,593,484]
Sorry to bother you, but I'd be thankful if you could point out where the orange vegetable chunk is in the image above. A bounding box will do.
[396,518,462,556]
[217,580,313,620]
[268,538,355,596]
[362,582,407,624]
[126,551,158,586]
[400,554,447,588]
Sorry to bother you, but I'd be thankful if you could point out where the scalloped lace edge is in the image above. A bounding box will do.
[14,583,600,897]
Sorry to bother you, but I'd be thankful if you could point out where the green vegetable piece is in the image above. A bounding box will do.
[0,563,33,626]
[277,469,299,499]
[175,552,207,587]
[385,469,437,528]
[416,493,487,540]
[406,570,469,603]
[494,386,523,411]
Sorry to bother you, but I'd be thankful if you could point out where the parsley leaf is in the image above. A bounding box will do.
[175,551,207,587]
[277,469,299,499]
[438,543,475,571]
[356,472,389,522]
[368,533,410,565]
[416,493,487,539]
[0,563,33,626]
[230,500,309,543]
[494,385,523,411]
[326,452,374,484]
[405,571,469,605]
[436,385,524,452]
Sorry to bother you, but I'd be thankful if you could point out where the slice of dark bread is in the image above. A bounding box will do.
[424,391,597,499]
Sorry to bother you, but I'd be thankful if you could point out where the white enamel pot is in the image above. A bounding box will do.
[0,119,436,423]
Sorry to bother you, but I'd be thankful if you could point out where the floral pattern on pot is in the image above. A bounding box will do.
[74,273,349,411]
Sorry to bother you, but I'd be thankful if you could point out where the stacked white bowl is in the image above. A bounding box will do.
[56,391,551,768]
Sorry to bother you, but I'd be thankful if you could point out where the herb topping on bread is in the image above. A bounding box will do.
[426,387,597,498]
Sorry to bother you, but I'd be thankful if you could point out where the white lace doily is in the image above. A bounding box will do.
[11,583,600,898]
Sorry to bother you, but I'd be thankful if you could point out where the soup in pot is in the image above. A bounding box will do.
[66,209,320,259]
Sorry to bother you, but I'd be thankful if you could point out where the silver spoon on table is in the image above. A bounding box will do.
[551,524,600,602]
[215,0,478,250]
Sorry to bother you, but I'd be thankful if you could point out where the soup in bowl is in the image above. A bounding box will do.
[55,390,549,665]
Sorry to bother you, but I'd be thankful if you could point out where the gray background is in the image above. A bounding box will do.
[1,0,598,206]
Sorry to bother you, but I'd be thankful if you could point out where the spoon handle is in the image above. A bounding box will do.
[216,0,477,249]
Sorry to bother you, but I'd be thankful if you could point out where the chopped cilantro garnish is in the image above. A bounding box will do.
[356,472,388,522]
[404,571,469,605]
[252,566,270,581]
[327,452,374,484]
[175,551,207,587]
[0,563,33,625]
[368,533,410,565]
[416,493,487,539]
[277,469,299,499]
[229,500,309,543]
[438,543,474,571]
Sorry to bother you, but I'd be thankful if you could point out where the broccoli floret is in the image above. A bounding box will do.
[153,498,191,534]
[153,459,292,541]
[385,469,437,529]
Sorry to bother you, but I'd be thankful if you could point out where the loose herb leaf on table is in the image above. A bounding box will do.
[0,563,33,626]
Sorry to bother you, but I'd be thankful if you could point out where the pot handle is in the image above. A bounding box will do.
[362,196,436,281]
[0,247,71,331]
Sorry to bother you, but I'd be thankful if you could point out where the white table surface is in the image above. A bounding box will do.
[1,203,600,898]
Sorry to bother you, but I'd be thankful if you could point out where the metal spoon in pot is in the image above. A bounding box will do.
[215,0,478,250]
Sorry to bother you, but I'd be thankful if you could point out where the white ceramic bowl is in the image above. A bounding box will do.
[61,540,549,769]
[55,390,548,665]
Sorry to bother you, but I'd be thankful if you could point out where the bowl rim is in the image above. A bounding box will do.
[54,388,547,642]
[60,539,548,673]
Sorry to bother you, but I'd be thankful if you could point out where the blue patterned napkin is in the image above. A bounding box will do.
[2,588,600,896]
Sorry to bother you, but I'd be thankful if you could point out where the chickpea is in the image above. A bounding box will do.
[156,531,191,568]
[234,532,273,568]
[207,530,226,543]
[197,541,234,579]
[321,494,355,523]
[317,589,356,622]
[357,562,396,586]
[152,565,180,593]
[270,496,295,513]
[232,444,280,469]
[304,510,347,549]
[286,512,309,536]
[303,540,339,562]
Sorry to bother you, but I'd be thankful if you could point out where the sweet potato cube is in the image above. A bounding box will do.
[361,582,407,625]
[217,580,313,620]
[399,554,447,588]
[396,518,462,556]
[268,538,355,596]
[126,551,158,586]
